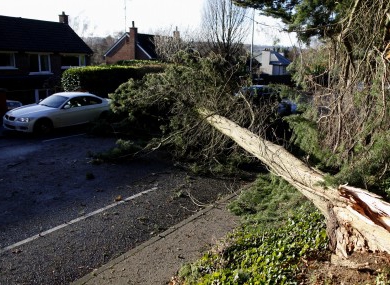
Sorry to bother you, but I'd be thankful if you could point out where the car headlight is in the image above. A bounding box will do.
[15,117,31,123]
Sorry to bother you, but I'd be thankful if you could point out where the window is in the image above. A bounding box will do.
[29,54,51,74]
[0,52,16,69]
[66,98,83,108]
[61,54,86,69]
[88,97,102,105]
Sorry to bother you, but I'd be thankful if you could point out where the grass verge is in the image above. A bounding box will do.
[174,174,328,284]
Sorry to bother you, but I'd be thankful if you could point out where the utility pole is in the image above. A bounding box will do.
[249,8,255,78]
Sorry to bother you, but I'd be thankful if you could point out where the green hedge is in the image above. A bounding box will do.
[61,64,165,98]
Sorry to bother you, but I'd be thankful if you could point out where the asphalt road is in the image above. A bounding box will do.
[0,127,241,284]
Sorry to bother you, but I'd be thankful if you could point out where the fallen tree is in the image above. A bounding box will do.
[199,108,390,258]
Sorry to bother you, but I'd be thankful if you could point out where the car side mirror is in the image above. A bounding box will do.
[63,105,71,110]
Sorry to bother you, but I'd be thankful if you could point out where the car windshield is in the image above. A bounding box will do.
[39,95,68,108]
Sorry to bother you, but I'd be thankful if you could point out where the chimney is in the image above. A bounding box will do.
[129,21,137,35]
[59,11,69,25]
[129,21,138,59]
[173,26,180,39]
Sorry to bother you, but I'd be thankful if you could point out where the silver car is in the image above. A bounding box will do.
[3,92,110,134]
[6,100,23,110]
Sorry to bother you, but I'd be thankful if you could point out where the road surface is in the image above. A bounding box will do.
[0,129,243,284]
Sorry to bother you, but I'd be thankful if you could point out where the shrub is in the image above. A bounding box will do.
[61,64,165,98]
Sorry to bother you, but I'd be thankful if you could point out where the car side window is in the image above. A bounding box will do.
[64,101,72,109]
[79,96,89,106]
[88,97,102,105]
[65,98,82,108]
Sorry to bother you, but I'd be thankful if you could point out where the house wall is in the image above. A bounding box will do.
[260,50,272,75]
[1,53,64,78]
[105,39,132,64]
[51,55,62,75]
[105,23,151,64]
[259,50,289,76]
[0,52,75,77]
[272,65,288,76]
[0,12,92,103]
[17,54,29,74]
[0,53,29,76]
[105,23,137,64]
[0,52,88,104]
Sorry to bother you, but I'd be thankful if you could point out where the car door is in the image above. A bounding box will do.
[77,96,105,121]
[58,96,105,127]
[57,97,92,127]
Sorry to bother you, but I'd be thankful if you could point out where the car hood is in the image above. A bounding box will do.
[6,104,54,117]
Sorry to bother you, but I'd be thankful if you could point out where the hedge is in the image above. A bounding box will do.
[61,64,165,98]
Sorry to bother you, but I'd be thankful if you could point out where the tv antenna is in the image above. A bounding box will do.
[124,0,127,32]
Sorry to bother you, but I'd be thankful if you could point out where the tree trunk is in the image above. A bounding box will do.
[199,109,390,257]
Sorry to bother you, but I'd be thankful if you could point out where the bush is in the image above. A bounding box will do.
[61,64,165,98]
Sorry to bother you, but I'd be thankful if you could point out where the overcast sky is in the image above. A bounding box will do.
[1,0,297,46]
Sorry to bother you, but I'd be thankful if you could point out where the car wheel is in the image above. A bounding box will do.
[34,119,53,135]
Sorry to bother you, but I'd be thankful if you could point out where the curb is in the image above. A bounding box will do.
[71,191,240,285]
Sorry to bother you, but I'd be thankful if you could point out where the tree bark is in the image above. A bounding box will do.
[199,109,390,257]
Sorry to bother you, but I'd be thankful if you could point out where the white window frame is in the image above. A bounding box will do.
[28,53,52,75]
[60,54,87,69]
[0,52,17,70]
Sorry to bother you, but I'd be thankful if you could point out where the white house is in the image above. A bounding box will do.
[254,49,291,76]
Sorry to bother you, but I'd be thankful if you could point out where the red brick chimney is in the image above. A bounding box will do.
[59,11,69,25]
[129,21,137,59]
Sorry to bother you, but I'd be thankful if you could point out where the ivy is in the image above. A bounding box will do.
[178,175,328,284]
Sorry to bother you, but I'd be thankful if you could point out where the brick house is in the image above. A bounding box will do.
[104,21,157,64]
[0,12,93,104]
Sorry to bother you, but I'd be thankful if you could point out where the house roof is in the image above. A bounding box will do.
[268,51,291,66]
[104,32,157,59]
[0,15,93,54]
[137,34,157,59]
[254,50,291,66]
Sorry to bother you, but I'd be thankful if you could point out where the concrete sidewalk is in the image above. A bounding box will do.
[72,194,240,285]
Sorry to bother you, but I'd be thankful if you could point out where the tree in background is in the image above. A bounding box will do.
[69,15,95,38]
[235,0,390,192]
[153,27,199,62]
[83,35,119,65]
[233,0,349,44]
[201,0,250,62]
[69,15,122,65]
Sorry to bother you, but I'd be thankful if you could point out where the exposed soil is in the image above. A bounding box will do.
[299,251,390,284]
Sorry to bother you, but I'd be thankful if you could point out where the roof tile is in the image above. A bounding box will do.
[0,15,93,54]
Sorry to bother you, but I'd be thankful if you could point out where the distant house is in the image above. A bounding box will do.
[0,12,93,104]
[104,22,157,64]
[254,49,291,76]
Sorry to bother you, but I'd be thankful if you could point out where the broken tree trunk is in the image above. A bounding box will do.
[199,109,390,257]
